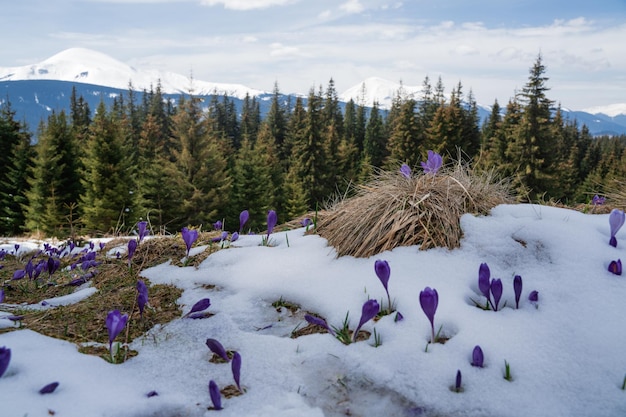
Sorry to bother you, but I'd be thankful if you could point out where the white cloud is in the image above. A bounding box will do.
[269,42,301,58]
[339,0,364,14]
[200,0,297,10]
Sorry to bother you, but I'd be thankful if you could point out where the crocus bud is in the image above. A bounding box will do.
[490,279,503,312]
[400,163,411,178]
[471,345,484,367]
[39,382,59,394]
[513,275,522,309]
[353,299,380,342]
[205,338,230,362]
[239,210,249,233]
[209,380,222,410]
[232,351,242,392]
[0,346,10,378]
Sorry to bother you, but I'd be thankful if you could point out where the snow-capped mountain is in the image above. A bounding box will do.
[1,48,625,137]
[339,77,423,109]
[0,48,265,99]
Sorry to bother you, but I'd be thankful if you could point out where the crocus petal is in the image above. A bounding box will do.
[394,311,404,322]
[609,209,625,246]
[39,382,59,394]
[205,338,230,362]
[239,210,249,232]
[209,380,222,410]
[0,289,4,304]
[213,220,223,231]
[455,370,462,391]
[400,163,411,178]
[471,345,484,367]
[478,263,491,299]
[419,287,439,326]
[421,150,443,174]
[304,314,335,336]
[528,290,539,302]
[513,275,523,309]
[267,210,278,236]
[232,351,242,392]
[353,299,380,340]
[230,232,239,242]
[0,346,11,378]
[490,279,503,311]
[146,390,159,398]
[374,260,390,292]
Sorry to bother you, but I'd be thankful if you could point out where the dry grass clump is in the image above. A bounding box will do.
[316,161,514,258]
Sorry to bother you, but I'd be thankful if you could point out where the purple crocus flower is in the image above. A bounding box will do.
[12,270,26,281]
[455,370,462,392]
[205,338,230,362]
[400,163,412,178]
[136,280,148,318]
[127,239,138,265]
[232,351,242,392]
[304,314,336,336]
[374,260,391,310]
[209,380,222,410]
[181,227,198,257]
[592,195,605,205]
[99,242,106,251]
[13,244,19,254]
[146,390,159,398]
[212,231,228,243]
[528,290,539,303]
[137,221,149,242]
[230,232,239,243]
[25,259,34,280]
[471,345,484,367]
[47,257,60,277]
[213,220,223,231]
[0,346,10,378]
[0,289,4,304]
[105,310,129,352]
[609,208,625,247]
[39,382,59,394]
[478,263,491,306]
[419,287,439,344]
[513,275,522,309]
[394,311,404,322]
[300,218,313,228]
[420,150,443,175]
[490,278,503,311]
[267,210,278,238]
[239,210,249,233]
[353,299,380,342]
[609,259,622,275]
[185,298,211,318]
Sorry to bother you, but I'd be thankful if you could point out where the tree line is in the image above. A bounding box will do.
[0,54,624,238]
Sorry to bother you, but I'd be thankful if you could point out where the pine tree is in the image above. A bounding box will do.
[386,98,421,168]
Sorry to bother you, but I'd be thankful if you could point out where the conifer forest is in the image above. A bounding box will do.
[1,55,624,239]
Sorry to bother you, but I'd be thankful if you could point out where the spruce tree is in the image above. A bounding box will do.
[24,111,82,237]
[80,102,136,235]
[165,95,230,229]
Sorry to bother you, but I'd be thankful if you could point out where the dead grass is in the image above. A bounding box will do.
[315,161,514,258]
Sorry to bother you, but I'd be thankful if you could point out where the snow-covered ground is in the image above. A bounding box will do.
[1,203,625,417]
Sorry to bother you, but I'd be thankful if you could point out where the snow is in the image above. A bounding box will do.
[1,203,626,417]
[582,103,626,118]
[0,48,266,100]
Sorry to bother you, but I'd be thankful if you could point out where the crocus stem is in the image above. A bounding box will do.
[431,325,435,344]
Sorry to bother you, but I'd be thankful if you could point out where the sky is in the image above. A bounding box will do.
[1,202,626,416]
[2,0,626,110]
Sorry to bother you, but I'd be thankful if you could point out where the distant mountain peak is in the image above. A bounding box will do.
[0,47,266,99]
[339,77,423,109]
[582,103,626,118]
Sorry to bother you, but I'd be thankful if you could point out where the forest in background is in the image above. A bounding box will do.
[1,54,625,239]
